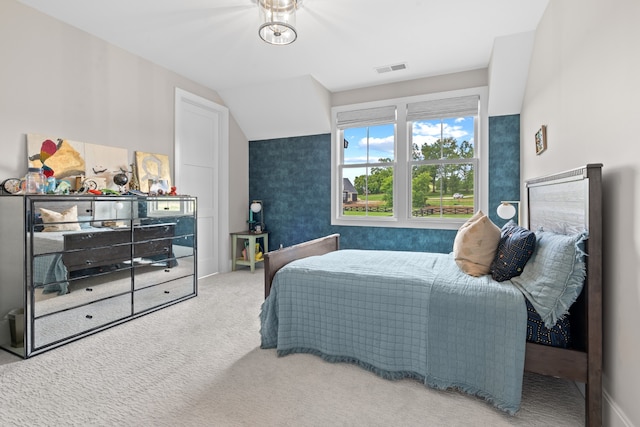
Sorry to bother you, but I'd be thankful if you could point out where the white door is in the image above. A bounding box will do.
[175,88,229,278]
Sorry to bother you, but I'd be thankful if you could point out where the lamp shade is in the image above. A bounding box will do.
[258,0,298,45]
[496,202,517,220]
[250,201,262,213]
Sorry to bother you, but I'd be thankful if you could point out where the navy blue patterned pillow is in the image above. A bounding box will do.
[525,298,571,348]
[490,221,536,282]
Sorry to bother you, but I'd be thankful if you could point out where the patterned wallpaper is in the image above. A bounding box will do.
[249,115,519,252]
[488,115,521,226]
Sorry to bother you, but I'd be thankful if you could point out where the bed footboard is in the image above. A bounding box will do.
[263,233,340,298]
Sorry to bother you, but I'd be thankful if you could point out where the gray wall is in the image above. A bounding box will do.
[521,0,640,425]
[0,0,250,245]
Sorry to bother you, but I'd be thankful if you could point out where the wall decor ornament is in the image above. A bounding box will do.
[535,125,547,155]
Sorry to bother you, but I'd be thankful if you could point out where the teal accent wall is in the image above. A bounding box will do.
[250,114,520,252]
[488,115,521,226]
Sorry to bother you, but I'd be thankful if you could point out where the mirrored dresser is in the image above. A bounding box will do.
[0,194,197,358]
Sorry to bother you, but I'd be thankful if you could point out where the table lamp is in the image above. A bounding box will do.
[249,200,264,232]
[496,201,520,225]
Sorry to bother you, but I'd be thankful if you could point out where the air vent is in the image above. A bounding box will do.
[375,63,407,74]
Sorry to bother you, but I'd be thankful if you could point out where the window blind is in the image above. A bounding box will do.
[336,105,397,129]
[407,95,479,121]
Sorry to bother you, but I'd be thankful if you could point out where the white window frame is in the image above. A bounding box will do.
[331,86,488,230]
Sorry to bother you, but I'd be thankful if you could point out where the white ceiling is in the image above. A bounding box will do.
[17,0,549,141]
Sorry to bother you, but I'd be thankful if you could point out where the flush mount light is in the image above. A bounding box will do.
[258,0,301,45]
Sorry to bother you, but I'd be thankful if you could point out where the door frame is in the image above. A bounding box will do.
[174,87,230,275]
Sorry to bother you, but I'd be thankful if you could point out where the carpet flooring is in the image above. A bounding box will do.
[0,268,584,426]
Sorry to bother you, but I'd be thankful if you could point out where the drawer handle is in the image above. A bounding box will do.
[85,260,93,265]
[86,314,93,319]
[164,290,170,294]
[86,288,93,292]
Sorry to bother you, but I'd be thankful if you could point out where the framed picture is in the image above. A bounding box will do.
[535,125,547,155]
[135,151,172,193]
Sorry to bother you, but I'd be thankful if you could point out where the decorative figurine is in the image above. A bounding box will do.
[113,168,129,193]
[129,163,139,191]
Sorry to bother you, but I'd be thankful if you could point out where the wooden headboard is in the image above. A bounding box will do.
[525,164,602,350]
[524,163,602,426]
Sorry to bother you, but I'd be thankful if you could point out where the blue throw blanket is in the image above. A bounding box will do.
[260,250,527,414]
[34,254,69,295]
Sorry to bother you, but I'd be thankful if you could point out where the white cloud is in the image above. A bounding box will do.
[412,121,469,144]
[358,135,394,154]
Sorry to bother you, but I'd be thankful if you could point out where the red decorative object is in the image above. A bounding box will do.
[169,186,177,196]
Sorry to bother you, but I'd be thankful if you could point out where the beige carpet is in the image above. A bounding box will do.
[0,269,584,426]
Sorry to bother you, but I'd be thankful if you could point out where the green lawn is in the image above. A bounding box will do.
[343,192,475,218]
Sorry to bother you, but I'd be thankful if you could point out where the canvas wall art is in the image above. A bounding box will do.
[135,151,172,193]
[535,125,547,155]
[27,133,128,190]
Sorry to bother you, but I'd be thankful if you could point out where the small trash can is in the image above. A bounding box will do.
[8,308,24,348]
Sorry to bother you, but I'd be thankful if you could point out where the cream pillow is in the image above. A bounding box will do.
[39,205,81,232]
[453,210,501,276]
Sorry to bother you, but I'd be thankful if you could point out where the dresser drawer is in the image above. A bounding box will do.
[62,244,132,271]
[134,223,175,241]
[34,270,133,317]
[34,293,132,349]
[134,256,195,290]
[133,239,172,259]
[134,276,195,314]
[64,229,131,249]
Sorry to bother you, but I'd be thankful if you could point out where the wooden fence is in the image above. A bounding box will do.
[412,206,474,216]
[343,206,474,216]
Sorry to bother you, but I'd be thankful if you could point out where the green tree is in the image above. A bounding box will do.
[353,158,393,195]
[412,171,432,208]
[381,175,393,208]
[353,175,367,195]
[420,137,474,195]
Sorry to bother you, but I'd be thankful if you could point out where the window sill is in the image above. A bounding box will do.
[332,216,465,230]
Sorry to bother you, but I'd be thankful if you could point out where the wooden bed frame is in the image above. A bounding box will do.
[263,164,602,427]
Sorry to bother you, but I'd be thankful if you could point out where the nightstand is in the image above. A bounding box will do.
[231,231,269,273]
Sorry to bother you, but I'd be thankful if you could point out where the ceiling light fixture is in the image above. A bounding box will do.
[258,0,300,45]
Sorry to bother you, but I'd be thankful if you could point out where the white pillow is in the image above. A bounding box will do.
[39,205,81,232]
[453,210,501,276]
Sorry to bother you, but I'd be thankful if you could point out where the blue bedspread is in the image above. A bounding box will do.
[260,249,527,414]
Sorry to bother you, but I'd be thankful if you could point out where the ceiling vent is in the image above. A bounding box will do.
[375,63,407,74]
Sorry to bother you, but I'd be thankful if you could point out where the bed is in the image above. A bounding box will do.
[260,164,602,426]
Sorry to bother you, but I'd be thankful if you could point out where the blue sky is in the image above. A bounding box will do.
[342,117,475,183]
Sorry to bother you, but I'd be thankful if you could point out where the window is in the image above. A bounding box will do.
[331,88,487,230]
[337,106,397,218]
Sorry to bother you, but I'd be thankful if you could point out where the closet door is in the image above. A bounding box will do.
[175,88,229,277]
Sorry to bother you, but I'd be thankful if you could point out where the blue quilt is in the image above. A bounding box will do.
[34,254,69,295]
[260,250,527,414]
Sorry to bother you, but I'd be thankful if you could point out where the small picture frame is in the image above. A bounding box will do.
[535,125,547,155]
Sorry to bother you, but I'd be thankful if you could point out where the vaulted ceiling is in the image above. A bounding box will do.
[17,0,549,140]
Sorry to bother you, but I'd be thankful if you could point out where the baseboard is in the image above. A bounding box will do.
[604,389,636,427]
[573,382,635,427]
